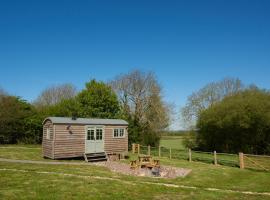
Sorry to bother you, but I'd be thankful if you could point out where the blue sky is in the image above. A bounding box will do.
[0,0,270,129]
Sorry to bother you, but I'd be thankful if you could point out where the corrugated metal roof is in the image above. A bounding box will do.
[43,117,128,125]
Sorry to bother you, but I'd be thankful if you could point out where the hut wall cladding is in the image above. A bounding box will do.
[53,124,85,159]
[104,126,128,154]
[42,120,54,158]
[42,121,128,159]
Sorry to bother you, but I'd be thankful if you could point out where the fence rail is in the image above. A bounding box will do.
[131,144,270,171]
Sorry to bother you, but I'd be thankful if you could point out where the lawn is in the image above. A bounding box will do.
[160,135,185,150]
[159,136,270,170]
[0,145,270,199]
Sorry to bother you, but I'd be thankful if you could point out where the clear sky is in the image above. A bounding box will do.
[0,0,270,129]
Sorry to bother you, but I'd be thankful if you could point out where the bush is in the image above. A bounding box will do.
[197,89,270,154]
[0,96,42,144]
[183,130,197,149]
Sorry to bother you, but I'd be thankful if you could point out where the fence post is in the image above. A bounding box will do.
[138,144,140,155]
[188,148,192,162]
[214,151,217,165]
[169,148,172,159]
[159,145,161,157]
[239,152,244,169]
[132,144,135,154]
[148,145,151,156]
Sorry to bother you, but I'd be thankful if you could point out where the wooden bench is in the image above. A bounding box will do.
[130,160,139,169]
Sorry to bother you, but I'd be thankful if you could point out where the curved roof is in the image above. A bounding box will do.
[43,117,128,126]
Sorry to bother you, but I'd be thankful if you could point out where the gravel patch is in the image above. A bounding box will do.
[93,161,191,178]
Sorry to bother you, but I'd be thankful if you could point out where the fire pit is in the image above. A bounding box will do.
[151,167,160,176]
[127,155,191,178]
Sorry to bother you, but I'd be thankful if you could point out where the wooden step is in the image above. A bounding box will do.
[87,157,107,162]
[85,152,106,157]
[84,152,107,162]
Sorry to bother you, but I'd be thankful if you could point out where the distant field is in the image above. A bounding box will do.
[160,135,185,150]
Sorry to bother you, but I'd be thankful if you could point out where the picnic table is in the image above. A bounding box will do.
[138,155,152,168]
[130,155,160,169]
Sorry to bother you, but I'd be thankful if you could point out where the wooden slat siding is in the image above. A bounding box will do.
[42,120,53,158]
[43,122,129,159]
[53,124,85,159]
[104,126,128,154]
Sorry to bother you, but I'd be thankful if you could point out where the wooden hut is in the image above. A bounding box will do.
[42,117,128,161]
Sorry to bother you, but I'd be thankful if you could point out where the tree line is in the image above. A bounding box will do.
[1,71,270,155]
[0,70,170,146]
[182,78,270,155]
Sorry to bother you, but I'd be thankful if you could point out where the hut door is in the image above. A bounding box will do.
[86,127,95,153]
[95,127,104,152]
[85,126,104,153]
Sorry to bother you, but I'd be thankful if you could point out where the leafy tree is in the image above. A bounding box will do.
[22,114,44,144]
[77,80,120,118]
[197,88,270,154]
[0,95,42,144]
[40,80,120,119]
[183,130,198,149]
[41,98,80,118]
[181,78,243,129]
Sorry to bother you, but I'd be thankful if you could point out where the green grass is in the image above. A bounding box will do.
[0,145,45,161]
[159,136,270,170]
[0,145,82,162]
[160,135,185,150]
[1,145,270,199]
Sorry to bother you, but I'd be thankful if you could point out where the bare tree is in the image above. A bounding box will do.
[110,70,171,143]
[0,87,8,98]
[181,77,244,129]
[34,83,77,107]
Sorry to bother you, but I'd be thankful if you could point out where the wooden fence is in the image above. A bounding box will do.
[131,144,270,171]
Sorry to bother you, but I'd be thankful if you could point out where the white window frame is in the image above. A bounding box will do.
[46,127,50,140]
[113,128,125,138]
[86,126,104,141]
[96,128,103,140]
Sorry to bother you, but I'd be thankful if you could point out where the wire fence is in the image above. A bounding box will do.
[139,145,148,155]
[131,144,270,172]
[216,152,239,167]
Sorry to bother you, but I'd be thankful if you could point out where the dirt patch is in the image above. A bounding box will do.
[93,161,191,178]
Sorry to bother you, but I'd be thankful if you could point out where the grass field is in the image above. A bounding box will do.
[159,135,270,170]
[0,145,270,199]
[160,135,185,150]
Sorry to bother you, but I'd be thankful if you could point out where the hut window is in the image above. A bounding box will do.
[87,130,95,140]
[46,128,50,140]
[96,129,103,140]
[119,129,124,137]
[114,129,119,137]
[113,128,125,138]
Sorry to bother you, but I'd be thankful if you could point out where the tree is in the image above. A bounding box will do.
[77,79,120,118]
[34,83,77,108]
[181,78,243,129]
[0,87,7,97]
[182,130,198,149]
[110,70,171,146]
[197,88,270,154]
[0,95,41,144]
[40,98,80,118]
